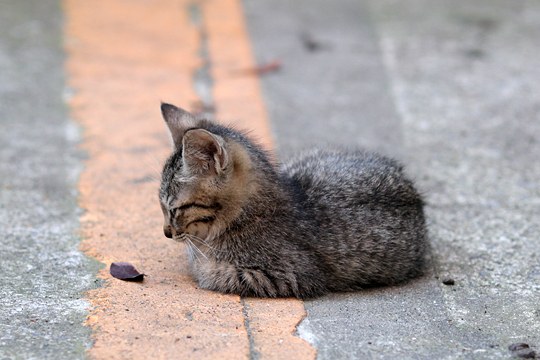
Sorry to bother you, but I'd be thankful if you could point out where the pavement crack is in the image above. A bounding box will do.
[241,298,260,360]
[187,1,215,120]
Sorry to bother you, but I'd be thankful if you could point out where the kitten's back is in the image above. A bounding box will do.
[282,149,427,289]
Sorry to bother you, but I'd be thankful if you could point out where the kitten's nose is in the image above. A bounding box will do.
[164,226,172,238]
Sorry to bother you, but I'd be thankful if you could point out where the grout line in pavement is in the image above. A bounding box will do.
[190,2,258,358]
[241,298,261,360]
[188,1,215,120]
[202,0,317,357]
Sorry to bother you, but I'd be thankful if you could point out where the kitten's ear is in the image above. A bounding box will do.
[161,103,197,148]
[182,129,229,175]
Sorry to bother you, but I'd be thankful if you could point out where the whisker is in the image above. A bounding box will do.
[173,233,185,243]
[187,234,224,253]
[184,241,192,257]
[185,240,201,263]
[187,239,208,260]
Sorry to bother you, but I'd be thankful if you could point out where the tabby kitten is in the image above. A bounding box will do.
[159,103,427,299]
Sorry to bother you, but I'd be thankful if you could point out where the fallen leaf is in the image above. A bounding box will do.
[509,344,530,352]
[236,60,282,76]
[509,343,536,359]
[110,262,145,282]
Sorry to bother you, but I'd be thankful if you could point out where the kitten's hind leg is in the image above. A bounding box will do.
[194,262,287,298]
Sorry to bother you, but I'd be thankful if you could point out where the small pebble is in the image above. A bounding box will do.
[509,343,530,352]
[442,278,455,286]
[516,349,536,359]
[509,343,536,359]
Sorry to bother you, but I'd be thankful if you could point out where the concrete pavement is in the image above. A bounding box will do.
[0,0,101,358]
[64,0,311,358]
[1,0,539,359]
[246,0,540,358]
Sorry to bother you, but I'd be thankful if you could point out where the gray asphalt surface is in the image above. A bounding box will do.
[0,0,101,358]
[1,0,539,359]
[243,0,404,160]
[244,0,540,358]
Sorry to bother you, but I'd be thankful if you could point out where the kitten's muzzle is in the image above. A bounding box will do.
[164,226,173,238]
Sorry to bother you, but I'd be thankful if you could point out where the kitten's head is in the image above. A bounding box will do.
[158,103,263,243]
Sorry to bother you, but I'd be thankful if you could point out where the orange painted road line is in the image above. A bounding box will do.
[203,0,274,151]
[65,0,314,358]
[241,298,316,359]
[203,0,315,358]
[65,0,247,358]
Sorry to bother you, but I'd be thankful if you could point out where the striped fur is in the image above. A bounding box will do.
[159,103,428,299]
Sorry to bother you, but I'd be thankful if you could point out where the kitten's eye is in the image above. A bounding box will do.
[185,216,215,230]
[198,216,215,224]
